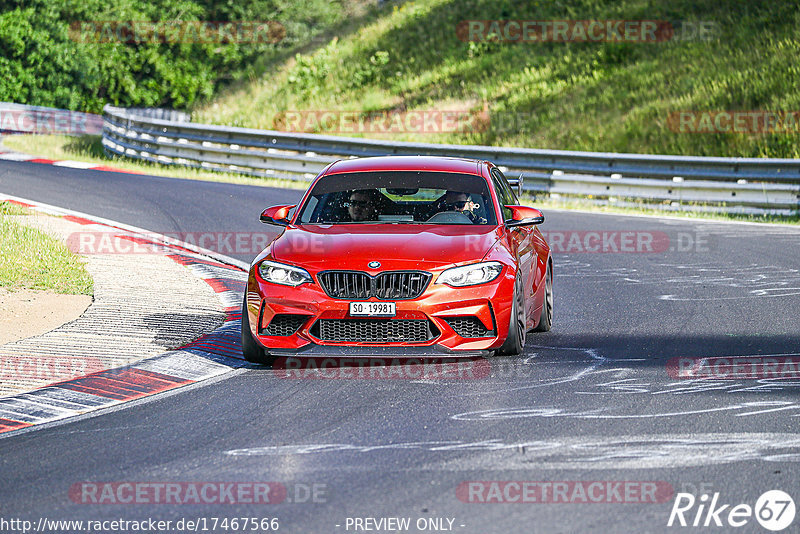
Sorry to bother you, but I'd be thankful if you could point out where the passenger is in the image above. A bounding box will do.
[347,189,380,221]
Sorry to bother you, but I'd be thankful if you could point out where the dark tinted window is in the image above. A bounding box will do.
[297,171,497,225]
[491,168,517,221]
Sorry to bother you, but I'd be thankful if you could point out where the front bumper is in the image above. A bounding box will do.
[244,266,515,355]
[268,345,491,358]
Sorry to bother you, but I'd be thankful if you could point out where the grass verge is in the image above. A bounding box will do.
[0,202,94,295]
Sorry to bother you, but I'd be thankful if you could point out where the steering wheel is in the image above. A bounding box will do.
[425,211,473,224]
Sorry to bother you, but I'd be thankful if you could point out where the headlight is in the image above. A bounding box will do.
[258,260,312,286]
[437,262,503,287]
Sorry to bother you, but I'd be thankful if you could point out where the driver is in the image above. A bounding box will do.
[347,189,380,221]
[442,191,486,224]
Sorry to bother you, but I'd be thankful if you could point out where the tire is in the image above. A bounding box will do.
[533,261,553,333]
[241,295,275,365]
[497,275,526,356]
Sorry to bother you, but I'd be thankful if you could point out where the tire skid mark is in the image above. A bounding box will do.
[559,257,800,300]
[430,344,609,396]
[450,401,800,421]
[224,433,800,469]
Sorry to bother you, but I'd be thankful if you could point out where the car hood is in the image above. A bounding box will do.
[271,224,502,271]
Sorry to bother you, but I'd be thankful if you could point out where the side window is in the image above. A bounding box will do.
[491,169,515,221]
[494,168,519,204]
[299,196,319,223]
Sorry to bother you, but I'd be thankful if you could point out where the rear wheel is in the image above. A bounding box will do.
[241,295,275,365]
[533,261,553,332]
[497,275,526,356]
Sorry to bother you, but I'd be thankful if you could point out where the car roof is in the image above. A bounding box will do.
[324,155,484,176]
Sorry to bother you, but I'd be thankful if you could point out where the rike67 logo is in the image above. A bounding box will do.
[668,490,795,531]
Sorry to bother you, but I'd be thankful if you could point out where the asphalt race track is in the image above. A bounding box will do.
[2,160,800,533]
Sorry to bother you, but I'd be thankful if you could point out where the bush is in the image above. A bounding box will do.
[0,0,344,112]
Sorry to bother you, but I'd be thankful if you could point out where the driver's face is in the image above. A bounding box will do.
[348,193,376,221]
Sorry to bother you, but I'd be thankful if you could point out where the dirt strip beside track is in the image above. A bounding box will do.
[0,211,226,398]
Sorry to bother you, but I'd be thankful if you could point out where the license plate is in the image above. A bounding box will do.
[349,302,396,317]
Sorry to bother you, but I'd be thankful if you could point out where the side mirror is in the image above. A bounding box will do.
[260,204,296,226]
[505,206,544,227]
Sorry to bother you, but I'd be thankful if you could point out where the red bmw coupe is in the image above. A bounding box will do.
[242,156,552,363]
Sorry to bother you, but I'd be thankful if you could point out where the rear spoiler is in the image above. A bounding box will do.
[507,173,524,197]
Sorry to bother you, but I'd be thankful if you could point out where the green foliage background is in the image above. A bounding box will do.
[0,0,344,111]
[197,0,800,158]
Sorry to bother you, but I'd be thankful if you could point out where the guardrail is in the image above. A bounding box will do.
[102,105,800,215]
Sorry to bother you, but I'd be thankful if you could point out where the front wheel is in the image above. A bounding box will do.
[241,295,275,365]
[497,275,526,356]
[533,261,553,332]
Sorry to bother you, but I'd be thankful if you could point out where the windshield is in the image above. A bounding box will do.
[297,171,497,225]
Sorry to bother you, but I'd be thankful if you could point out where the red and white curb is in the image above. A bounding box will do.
[0,194,252,436]
[0,145,143,174]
